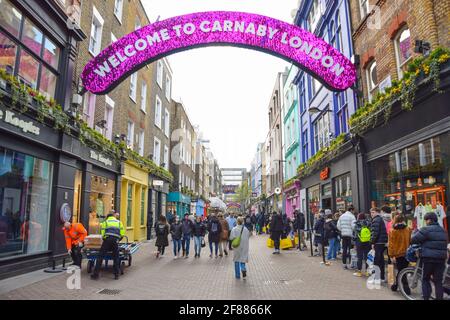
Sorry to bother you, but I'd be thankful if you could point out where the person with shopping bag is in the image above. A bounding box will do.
[387,214,411,293]
[193,215,206,258]
[270,211,284,254]
[229,217,250,279]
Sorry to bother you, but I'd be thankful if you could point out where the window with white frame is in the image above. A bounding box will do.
[82,92,96,128]
[164,145,169,170]
[127,121,134,148]
[164,108,170,137]
[394,27,412,79]
[313,110,331,153]
[359,0,370,20]
[311,77,322,98]
[140,82,147,112]
[153,137,161,166]
[104,95,115,140]
[157,60,163,88]
[308,0,321,32]
[154,95,162,128]
[111,32,117,44]
[366,60,378,101]
[89,6,104,56]
[113,0,123,23]
[330,12,343,52]
[165,75,171,101]
[138,130,144,156]
[129,72,137,101]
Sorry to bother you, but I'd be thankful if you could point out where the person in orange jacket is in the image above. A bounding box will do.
[63,221,87,267]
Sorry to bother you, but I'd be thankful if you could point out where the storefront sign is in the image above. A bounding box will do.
[153,180,164,187]
[90,150,113,167]
[81,11,356,94]
[320,167,330,180]
[60,203,73,223]
[0,109,40,135]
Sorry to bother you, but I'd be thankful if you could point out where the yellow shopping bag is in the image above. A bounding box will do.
[294,236,299,246]
[280,238,293,250]
[267,238,274,248]
[262,226,267,233]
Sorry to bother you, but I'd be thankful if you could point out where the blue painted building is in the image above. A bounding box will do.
[293,0,361,216]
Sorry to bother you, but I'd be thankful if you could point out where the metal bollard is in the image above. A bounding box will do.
[44,257,64,273]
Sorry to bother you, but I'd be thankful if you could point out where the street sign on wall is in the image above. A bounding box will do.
[81,11,356,95]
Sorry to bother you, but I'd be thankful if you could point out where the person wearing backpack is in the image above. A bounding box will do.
[353,213,372,277]
[388,214,411,293]
[230,217,250,279]
[207,213,222,258]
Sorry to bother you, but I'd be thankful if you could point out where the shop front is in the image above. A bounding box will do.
[121,161,148,242]
[284,180,300,218]
[361,80,450,235]
[147,178,169,239]
[167,192,191,219]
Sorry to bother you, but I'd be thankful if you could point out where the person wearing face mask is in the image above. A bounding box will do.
[170,215,183,259]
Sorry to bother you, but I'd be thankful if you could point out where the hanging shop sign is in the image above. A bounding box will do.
[81,11,356,94]
[320,167,330,180]
[90,150,113,167]
[60,203,73,223]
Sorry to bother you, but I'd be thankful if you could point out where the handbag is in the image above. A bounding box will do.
[201,238,206,248]
[231,226,244,248]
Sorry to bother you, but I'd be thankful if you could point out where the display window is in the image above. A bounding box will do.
[334,173,352,211]
[89,174,115,234]
[369,132,449,230]
[0,146,53,258]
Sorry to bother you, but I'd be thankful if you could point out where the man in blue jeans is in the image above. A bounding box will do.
[370,207,388,285]
[181,213,194,258]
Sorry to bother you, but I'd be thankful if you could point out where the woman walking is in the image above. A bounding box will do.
[170,216,183,259]
[218,213,229,257]
[230,217,250,279]
[270,211,284,254]
[207,213,222,258]
[155,215,169,258]
[353,213,372,277]
[193,216,206,258]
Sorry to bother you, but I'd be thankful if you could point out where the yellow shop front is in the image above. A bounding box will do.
[120,161,148,242]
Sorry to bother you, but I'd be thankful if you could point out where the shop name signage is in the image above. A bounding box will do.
[320,167,330,180]
[0,109,40,135]
[81,11,356,94]
[90,150,113,167]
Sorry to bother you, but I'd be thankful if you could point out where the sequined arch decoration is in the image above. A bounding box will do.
[81,11,356,95]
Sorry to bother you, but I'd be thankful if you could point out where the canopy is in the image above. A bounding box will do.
[208,197,227,211]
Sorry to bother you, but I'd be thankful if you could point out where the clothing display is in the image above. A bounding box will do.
[435,204,446,229]
[414,204,427,230]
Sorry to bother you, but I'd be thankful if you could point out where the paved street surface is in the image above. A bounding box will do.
[0,235,401,300]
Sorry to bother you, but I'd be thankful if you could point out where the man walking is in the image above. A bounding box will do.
[411,212,448,300]
[337,205,356,269]
[181,213,194,258]
[63,221,87,268]
[369,207,388,285]
[91,212,125,280]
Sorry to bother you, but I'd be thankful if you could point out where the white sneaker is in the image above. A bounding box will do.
[374,279,381,286]
[174,256,178,260]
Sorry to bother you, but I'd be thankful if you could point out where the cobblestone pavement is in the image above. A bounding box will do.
[0,234,402,300]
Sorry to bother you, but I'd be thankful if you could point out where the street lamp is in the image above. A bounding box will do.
[308,107,333,115]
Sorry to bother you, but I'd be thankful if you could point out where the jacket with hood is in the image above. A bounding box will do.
[207,217,222,243]
[388,223,411,258]
[353,219,371,246]
[337,211,356,237]
[411,222,448,261]
[270,214,284,233]
[181,218,194,237]
[324,219,339,240]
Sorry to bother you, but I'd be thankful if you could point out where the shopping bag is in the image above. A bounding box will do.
[267,238,274,248]
[201,238,206,248]
[294,236,299,245]
[280,238,293,250]
[262,226,267,233]
[387,264,395,285]
[367,249,375,266]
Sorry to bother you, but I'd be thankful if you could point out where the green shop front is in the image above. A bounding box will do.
[167,192,191,218]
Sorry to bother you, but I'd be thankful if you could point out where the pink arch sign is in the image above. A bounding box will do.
[81,11,356,94]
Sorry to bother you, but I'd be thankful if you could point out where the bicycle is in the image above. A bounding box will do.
[397,248,450,300]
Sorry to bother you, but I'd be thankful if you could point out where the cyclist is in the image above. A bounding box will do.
[411,212,448,300]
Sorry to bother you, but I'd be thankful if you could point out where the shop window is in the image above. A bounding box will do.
[140,188,145,226]
[0,146,53,258]
[368,133,448,228]
[73,170,82,223]
[0,32,17,73]
[89,175,115,234]
[126,183,133,227]
[366,60,378,101]
[394,27,412,79]
[334,173,352,211]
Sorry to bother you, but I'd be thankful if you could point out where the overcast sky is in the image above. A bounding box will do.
[142,0,299,170]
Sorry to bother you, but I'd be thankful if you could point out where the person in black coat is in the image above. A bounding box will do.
[155,215,169,258]
[270,211,284,254]
[192,216,206,258]
[170,216,183,258]
[294,210,307,250]
[370,207,388,282]
[207,214,222,258]
[411,212,449,300]
[324,213,339,261]
[313,213,326,257]
[181,213,194,258]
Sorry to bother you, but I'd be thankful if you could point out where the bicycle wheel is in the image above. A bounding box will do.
[398,267,422,300]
